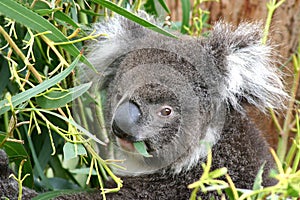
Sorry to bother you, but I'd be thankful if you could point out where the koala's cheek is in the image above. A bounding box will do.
[147,134,181,154]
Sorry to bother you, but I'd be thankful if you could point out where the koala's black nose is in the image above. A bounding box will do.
[112,101,141,141]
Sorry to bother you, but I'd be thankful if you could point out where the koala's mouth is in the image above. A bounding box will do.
[116,137,153,154]
[116,137,135,152]
[116,137,136,152]
[111,119,153,156]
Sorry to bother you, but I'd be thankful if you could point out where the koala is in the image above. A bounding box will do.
[79,14,288,199]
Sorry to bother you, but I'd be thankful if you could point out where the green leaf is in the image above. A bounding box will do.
[63,142,77,161]
[287,182,300,197]
[34,8,61,16]
[36,82,92,109]
[31,0,50,10]
[70,168,97,175]
[180,0,190,34]
[92,0,177,38]
[0,55,80,115]
[80,9,103,17]
[0,0,93,69]
[157,0,171,14]
[48,177,80,190]
[23,108,106,146]
[0,57,10,96]
[0,133,33,188]
[32,189,94,200]
[54,11,80,29]
[63,142,87,161]
[144,0,158,16]
[133,141,152,157]
[252,162,265,190]
[35,8,81,29]
[224,188,235,200]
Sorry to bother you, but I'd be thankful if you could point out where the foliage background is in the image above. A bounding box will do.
[0,0,299,199]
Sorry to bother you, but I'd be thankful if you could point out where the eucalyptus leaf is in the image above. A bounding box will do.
[36,82,92,109]
[75,143,87,155]
[157,0,171,14]
[92,0,176,38]
[252,162,265,190]
[24,108,106,146]
[0,0,93,69]
[63,142,87,161]
[0,55,80,115]
[31,0,50,10]
[133,141,152,157]
[70,168,97,175]
[287,182,300,197]
[144,0,158,16]
[48,177,80,190]
[54,11,80,29]
[180,0,191,34]
[63,142,76,161]
[0,58,10,96]
[34,8,62,16]
[32,189,94,200]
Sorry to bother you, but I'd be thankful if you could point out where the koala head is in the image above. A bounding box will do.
[80,15,287,175]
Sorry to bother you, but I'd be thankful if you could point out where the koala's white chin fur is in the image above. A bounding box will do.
[111,125,221,176]
[171,126,222,174]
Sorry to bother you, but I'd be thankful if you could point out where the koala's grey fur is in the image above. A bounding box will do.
[79,14,288,199]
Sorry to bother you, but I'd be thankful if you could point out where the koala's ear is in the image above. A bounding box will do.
[81,13,155,87]
[208,22,288,112]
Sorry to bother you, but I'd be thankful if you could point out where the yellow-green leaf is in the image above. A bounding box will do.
[36,82,92,109]
[0,0,93,69]
[0,55,80,115]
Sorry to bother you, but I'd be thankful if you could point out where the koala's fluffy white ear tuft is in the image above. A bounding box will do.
[209,22,288,112]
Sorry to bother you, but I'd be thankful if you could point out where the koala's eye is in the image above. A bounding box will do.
[158,106,173,117]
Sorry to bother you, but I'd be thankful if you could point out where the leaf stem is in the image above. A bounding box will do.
[0,26,43,83]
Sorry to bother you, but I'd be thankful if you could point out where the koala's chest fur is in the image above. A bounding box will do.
[105,111,275,199]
